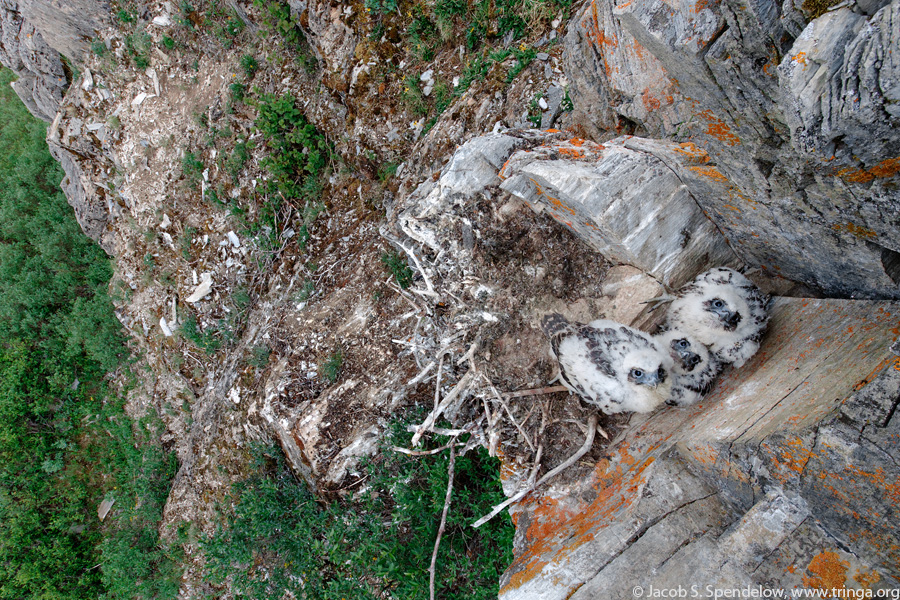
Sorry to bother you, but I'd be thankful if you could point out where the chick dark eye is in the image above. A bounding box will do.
[631,368,643,378]
[677,339,689,348]
[712,299,725,309]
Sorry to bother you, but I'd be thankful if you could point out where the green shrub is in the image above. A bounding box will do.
[253,94,331,249]
[180,316,221,354]
[321,350,343,383]
[228,81,245,104]
[202,421,513,600]
[248,344,271,368]
[181,151,204,187]
[124,31,152,69]
[365,0,399,15]
[381,250,414,288]
[239,54,259,79]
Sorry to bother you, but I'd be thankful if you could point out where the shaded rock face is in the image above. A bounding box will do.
[0,0,110,248]
[0,0,68,121]
[19,0,109,63]
[564,0,900,299]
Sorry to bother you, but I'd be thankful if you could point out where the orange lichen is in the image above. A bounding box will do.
[838,156,900,183]
[853,356,899,391]
[791,51,808,66]
[641,88,661,111]
[802,551,849,590]
[868,157,900,178]
[688,165,730,183]
[853,568,881,588]
[697,110,741,145]
[569,138,585,147]
[832,222,878,240]
[558,147,586,159]
[674,142,712,164]
[501,442,660,593]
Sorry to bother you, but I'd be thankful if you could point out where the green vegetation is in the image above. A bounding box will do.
[0,68,180,599]
[181,150,204,188]
[253,0,318,70]
[365,0,399,15]
[528,94,544,127]
[228,81,245,104]
[224,139,249,181]
[239,54,259,79]
[161,35,176,50]
[294,278,315,304]
[248,344,271,368]
[253,94,331,249]
[124,30,152,69]
[180,315,223,355]
[203,420,513,599]
[382,250,415,289]
[321,349,343,383]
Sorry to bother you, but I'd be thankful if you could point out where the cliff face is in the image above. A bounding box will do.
[1,0,899,596]
[564,0,900,299]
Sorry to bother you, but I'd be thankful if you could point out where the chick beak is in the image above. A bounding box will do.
[679,350,701,372]
[722,310,742,331]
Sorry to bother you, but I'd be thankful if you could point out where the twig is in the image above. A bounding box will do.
[391,442,459,456]
[407,361,436,387]
[389,235,440,301]
[407,425,472,437]
[411,370,476,446]
[455,336,481,367]
[430,445,455,600]
[488,383,536,452]
[433,354,445,412]
[472,414,599,528]
[503,385,570,399]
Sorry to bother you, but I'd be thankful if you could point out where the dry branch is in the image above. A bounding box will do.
[503,385,570,399]
[472,413,600,528]
[411,369,477,446]
[430,445,456,600]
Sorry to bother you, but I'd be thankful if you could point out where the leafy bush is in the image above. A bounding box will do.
[180,315,222,355]
[253,94,331,248]
[381,250,415,288]
[181,151,204,187]
[0,68,179,599]
[202,421,513,600]
[321,349,343,383]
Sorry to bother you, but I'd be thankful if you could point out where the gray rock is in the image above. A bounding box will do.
[0,0,108,121]
[563,0,900,299]
[500,136,740,288]
[19,0,108,63]
[539,84,564,129]
[397,132,538,262]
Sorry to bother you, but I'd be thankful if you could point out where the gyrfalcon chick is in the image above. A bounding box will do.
[666,267,770,368]
[541,314,674,414]
[654,329,721,406]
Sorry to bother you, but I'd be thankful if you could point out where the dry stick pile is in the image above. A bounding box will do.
[382,231,604,599]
